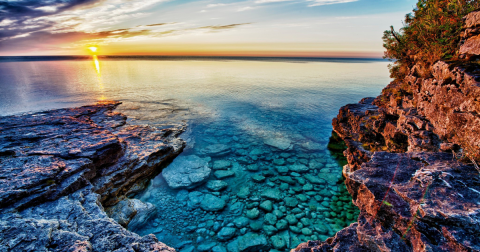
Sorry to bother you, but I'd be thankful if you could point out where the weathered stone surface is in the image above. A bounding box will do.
[162,155,211,189]
[226,232,270,252]
[460,10,480,58]
[200,194,226,211]
[206,180,228,191]
[0,102,185,251]
[263,137,292,150]
[295,11,480,252]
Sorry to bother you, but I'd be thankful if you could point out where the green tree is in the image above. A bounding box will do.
[383,0,480,80]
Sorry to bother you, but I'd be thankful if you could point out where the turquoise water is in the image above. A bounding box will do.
[0,57,390,251]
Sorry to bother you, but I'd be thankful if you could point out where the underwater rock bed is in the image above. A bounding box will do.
[130,119,359,252]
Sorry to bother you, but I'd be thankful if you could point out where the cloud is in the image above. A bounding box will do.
[207,3,230,8]
[0,0,169,43]
[237,6,255,12]
[307,0,358,7]
[0,22,253,53]
[255,0,294,4]
[199,23,251,30]
[144,23,169,27]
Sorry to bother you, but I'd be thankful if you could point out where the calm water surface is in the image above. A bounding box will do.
[0,57,390,251]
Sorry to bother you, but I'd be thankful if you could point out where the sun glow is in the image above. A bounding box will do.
[89,46,98,53]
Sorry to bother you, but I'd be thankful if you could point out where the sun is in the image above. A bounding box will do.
[89,46,98,53]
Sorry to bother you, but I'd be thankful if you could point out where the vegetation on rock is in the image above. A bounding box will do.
[383,0,480,80]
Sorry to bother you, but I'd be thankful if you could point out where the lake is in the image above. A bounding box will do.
[0,56,390,251]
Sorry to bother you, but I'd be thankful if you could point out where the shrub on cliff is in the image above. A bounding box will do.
[383,0,480,80]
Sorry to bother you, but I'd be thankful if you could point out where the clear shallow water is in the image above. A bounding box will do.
[0,57,390,251]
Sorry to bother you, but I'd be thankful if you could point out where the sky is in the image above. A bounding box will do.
[0,0,417,57]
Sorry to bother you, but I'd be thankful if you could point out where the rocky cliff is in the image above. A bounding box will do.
[294,10,480,252]
[0,101,185,251]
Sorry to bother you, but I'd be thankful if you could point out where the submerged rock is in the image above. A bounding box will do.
[264,137,292,150]
[226,232,269,252]
[200,194,226,211]
[162,155,211,189]
[206,180,228,191]
[200,144,231,156]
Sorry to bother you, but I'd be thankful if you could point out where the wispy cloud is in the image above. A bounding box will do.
[307,0,358,7]
[255,0,294,4]
[207,3,231,8]
[237,6,255,12]
[199,23,251,31]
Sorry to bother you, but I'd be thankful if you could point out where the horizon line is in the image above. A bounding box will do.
[0,55,388,62]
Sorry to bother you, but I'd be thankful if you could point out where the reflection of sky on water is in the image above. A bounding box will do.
[0,57,391,251]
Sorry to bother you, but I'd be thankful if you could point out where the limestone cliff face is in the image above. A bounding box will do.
[294,10,480,252]
[0,102,185,251]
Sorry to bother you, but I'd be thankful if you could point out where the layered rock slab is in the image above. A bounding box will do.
[0,102,185,251]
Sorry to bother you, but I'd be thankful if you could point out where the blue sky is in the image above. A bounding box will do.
[0,0,417,56]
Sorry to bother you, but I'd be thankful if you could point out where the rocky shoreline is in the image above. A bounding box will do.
[0,102,185,251]
[294,10,480,252]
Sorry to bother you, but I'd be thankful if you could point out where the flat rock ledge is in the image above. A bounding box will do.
[0,101,185,252]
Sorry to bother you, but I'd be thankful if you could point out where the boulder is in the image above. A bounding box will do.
[162,155,211,189]
[200,194,226,211]
[264,137,292,150]
[226,233,269,252]
[206,180,228,191]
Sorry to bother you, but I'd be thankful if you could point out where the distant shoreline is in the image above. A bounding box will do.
[0,55,387,63]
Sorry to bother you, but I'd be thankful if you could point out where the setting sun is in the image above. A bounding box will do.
[89,46,98,53]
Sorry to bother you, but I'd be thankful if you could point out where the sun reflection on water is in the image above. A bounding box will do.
[92,55,106,101]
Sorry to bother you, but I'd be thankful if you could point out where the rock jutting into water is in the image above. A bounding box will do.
[294,10,480,252]
[0,101,185,251]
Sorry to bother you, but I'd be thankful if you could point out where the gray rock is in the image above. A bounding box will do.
[273,159,286,166]
[264,137,292,150]
[217,227,237,241]
[252,175,266,183]
[285,197,298,207]
[263,225,278,235]
[237,186,250,199]
[126,199,157,231]
[233,217,250,228]
[285,214,298,225]
[249,220,263,231]
[246,208,260,219]
[162,155,211,189]
[264,213,277,225]
[176,190,189,201]
[214,170,235,179]
[212,245,227,252]
[200,194,226,211]
[228,202,245,216]
[275,219,288,230]
[206,180,228,191]
[188,191,205,207]
[299,142,325,151]
[271,235,286,249]
[261,189,282,201]
[227,232,269,252]
[213,160,232,170]
[0,103,182,252]
[197,242,217,251]
[259,200,273,212]
[275,166,289,174]
[301,228,313,235]
[201,144,231,156]
[180,245,196,252]
[288,164,309,173]
[304,174,324,184]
